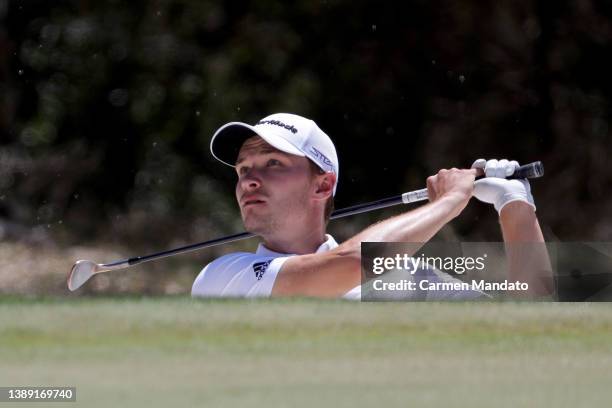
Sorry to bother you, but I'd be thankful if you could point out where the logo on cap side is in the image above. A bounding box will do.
[310,146,334,169]
[255,120,298,134]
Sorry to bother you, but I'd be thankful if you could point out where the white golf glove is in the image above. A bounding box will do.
[471,159,535,214]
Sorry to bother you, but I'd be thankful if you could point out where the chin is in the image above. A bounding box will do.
[242,216,263,235]
[243,216,275,237]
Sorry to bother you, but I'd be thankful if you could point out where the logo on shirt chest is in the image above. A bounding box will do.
[253,260,272,280]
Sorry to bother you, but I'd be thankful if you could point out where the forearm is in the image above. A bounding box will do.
[341,195,465,256]
[499,202,554,296]
[272,195,465,297]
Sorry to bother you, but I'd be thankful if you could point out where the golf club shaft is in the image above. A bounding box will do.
[105,161,543,268]
[107,194,408,267]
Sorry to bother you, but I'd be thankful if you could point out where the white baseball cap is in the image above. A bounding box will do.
[210,113,339,195]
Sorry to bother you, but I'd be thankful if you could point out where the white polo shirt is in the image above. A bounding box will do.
[191,234,359,298]
[191,235,485,300]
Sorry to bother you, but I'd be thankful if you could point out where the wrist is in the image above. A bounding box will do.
[499,201,544,243]
[500,200,536,223]
[498,197,535,216]
[438,193,470,220]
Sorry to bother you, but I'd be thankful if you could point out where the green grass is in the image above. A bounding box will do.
[1,297,612,407]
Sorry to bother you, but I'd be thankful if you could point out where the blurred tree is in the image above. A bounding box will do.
[1,0,611,247]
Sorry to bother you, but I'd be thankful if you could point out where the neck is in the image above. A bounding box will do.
[262,220,327,255]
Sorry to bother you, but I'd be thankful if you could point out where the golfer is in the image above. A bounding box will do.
[192,113,552,299]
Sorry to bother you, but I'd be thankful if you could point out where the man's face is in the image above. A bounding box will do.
[235,136,315,236]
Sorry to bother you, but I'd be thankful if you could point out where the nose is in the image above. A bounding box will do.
[238,168,262,192]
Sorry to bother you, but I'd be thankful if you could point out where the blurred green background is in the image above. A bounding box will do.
[1,0,611,295]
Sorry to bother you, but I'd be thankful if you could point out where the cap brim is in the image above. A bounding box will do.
[211,122,305,167]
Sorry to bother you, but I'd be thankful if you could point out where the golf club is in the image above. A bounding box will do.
[67,161,544,291]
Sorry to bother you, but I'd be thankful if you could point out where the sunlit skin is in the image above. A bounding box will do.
[235,136,335,255]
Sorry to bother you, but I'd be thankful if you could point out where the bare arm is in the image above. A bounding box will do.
[272,169,476,297]
[499,201,554,297]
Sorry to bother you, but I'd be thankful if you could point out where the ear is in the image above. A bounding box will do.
[313,172,336,200]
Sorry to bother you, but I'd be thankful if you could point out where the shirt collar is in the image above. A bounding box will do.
[255,234,338,257]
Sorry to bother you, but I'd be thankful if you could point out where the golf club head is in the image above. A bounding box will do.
[67,260,100,291]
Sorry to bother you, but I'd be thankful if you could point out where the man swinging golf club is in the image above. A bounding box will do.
[191,113,552,299]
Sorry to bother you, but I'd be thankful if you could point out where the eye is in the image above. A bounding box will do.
[267,159,281,167]
[237,166,249,175]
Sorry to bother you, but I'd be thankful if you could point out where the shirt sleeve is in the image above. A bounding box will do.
[191,253,290,298]
[342,285,362,301]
